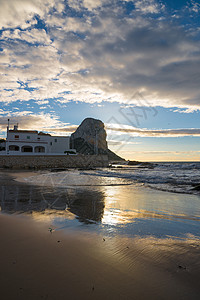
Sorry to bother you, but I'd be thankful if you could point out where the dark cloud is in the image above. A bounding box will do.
[0,0,200,110]
[106,125,200,137]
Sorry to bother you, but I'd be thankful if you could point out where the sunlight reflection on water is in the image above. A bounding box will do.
[1,170,200,240]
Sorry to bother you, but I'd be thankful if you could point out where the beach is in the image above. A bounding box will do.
[0,169,200,299]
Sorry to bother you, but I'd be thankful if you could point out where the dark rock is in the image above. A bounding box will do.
[78,167,96,171]
[178,265,186,270]
[127,160,141,165]
[70,118,124,161]
[51,168,68,172]
[71,118,107,150]
[128,160,154,168]
[192,184,200,191]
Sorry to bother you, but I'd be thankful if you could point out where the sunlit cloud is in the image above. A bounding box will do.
[0,112,68,133]
[43,125,78,135]
[133,0,165,14]
[0,0,200,110]
[106,123,200,137]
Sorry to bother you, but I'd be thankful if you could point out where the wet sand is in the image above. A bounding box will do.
[0,170,200,299]
[1,213,200,300]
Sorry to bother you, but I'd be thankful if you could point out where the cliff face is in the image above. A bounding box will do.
[71,118,107,152]
[70,118,124,161]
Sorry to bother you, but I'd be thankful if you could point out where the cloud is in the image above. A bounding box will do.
[0,0,48,29]
[0,0,66,29]
[133,0,164,14]
[83,0,103,10]
[43,125,78,134]
[187,1,200,13]
[0,111,69,134]
[0,0,200,110]
[107,139,140,146]
[106,123,200,137]
[0,108,79,139]
[67,0,106,11]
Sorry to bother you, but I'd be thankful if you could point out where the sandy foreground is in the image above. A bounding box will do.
[0,214,200,300]
[0,171,200,299]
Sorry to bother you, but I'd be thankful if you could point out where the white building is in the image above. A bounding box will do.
[0,122,76,155]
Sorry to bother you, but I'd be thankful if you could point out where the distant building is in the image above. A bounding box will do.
[0,121,76,155]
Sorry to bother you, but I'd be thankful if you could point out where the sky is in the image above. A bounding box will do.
[0,0,200,161]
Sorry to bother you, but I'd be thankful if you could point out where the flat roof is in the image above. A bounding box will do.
[9,130,38,134]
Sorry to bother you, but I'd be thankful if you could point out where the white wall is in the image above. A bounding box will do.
[7,131,48,154]
[5,129,73,155]
[49,136,70,153]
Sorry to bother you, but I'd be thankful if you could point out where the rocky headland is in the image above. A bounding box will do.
[70,118,124,161]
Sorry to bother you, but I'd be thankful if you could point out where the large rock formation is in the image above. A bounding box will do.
[70,118,124,161]
[71,118,107,151]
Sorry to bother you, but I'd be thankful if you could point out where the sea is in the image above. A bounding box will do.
[1,161,200,240]
[87,161,200,195]
[24,161,200,195]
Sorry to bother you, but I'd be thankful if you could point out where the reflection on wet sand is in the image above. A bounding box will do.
[102,184,200,225]
[0,175,105,224]
[67,189,105,224]
[102,234,200,299]
[1,171,200,299]
[1,211,200,300]
[1,171,200,239]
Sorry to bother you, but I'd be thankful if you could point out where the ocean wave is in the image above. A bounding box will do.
[21,162,200,195]
[81,162,200,195]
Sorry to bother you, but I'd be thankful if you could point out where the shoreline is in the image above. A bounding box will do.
[1,169,200,236]
[0,170,200,299]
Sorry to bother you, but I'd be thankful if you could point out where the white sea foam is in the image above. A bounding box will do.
[22,162,200,195]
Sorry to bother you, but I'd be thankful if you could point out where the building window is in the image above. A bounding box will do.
[27,136,30,139]
[55,139,57,142]
[9,145,19,151]
[50,142,52,146]
[21,146,33,152]
[37,137,40,140]
[15,135,19,139]
[35,146,45,153]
